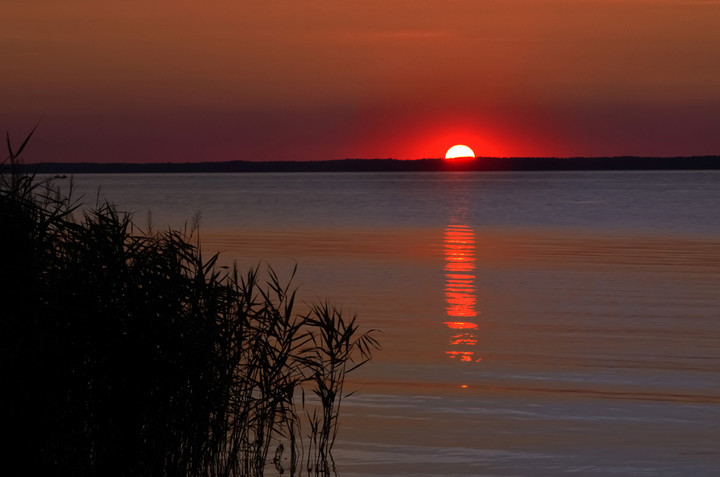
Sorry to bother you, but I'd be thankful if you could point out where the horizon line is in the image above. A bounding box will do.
[17,154,720,166]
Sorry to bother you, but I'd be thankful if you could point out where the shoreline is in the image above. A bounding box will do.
[11,156,720,174]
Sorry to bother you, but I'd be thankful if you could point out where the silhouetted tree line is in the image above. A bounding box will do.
[1,130,378,476]
[9,155,720,174]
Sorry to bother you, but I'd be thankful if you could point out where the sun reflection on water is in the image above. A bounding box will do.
[443,224,481,362]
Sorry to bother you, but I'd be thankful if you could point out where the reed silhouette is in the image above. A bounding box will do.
[1,129,379,476]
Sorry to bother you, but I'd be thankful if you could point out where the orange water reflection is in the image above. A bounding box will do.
[443,224,481,362]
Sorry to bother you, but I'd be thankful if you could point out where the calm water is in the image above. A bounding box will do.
[66,171,720,476]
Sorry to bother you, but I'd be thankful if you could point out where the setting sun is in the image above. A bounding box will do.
[445,145,475,159]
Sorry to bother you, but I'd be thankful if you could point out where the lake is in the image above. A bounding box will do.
[65,171,720,476]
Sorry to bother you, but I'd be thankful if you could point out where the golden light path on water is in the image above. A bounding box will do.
[443,224,481,363]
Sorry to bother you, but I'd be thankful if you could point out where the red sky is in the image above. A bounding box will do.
[3,0,720,162]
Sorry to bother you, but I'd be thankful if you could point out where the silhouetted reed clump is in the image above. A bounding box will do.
[1,130,378,476]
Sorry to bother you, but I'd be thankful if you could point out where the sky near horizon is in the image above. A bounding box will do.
[3,0,720,162]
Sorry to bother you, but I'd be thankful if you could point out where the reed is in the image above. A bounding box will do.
[1,129,379,476]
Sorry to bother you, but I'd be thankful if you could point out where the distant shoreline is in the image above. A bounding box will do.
[12,156,720,174]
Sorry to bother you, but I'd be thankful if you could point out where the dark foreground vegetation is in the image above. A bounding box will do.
[1,131,378,476]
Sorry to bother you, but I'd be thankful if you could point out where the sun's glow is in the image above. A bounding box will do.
[445,145,475,159]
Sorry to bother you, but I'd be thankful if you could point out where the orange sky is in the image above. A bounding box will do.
[3,0,720,162]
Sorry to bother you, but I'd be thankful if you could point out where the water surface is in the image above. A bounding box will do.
[67,171,720,476]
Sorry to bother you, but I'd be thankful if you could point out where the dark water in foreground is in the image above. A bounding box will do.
[67,171,720,476]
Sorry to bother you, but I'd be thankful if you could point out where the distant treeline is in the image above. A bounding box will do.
[13,156,720,174]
